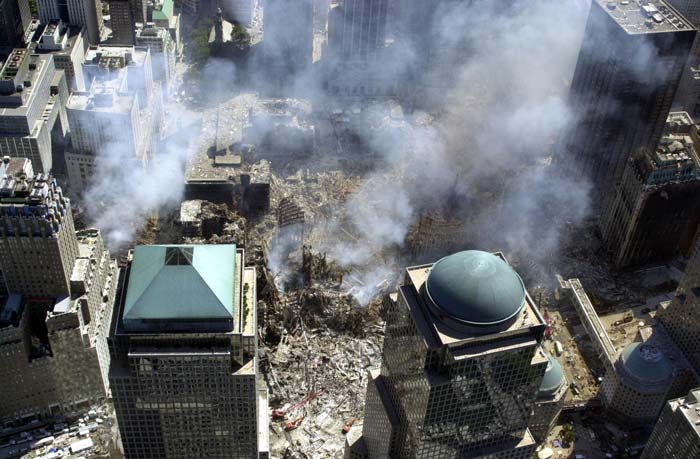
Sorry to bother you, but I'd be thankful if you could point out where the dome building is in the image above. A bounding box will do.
[600,342,678,424]
[529,350,568,441]
[346,250,549,459]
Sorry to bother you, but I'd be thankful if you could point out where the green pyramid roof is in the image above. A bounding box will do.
[123,245,236,326]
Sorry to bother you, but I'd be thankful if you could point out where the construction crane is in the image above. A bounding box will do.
[271,389,324,421]
[284,416,305,431]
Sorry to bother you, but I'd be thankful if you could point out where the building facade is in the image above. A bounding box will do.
[109,0,137,45]
[327,0,387,62]
[348,250,548,459]
[135,23,175,87]
[640,387,700,459]
[0,158,118,422]
[108,244,268,458]
[599,111,700,268]
[559,0,695,196]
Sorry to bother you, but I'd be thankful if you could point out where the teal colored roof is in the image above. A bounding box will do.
[152,0,173,21]
[620,343,673,383]
[425,251,526,327]
[123,244,236,323]
[539,354,565,397]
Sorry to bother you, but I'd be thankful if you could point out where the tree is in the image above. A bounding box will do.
[231,24,250,48]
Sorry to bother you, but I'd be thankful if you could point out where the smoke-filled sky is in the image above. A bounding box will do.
[83,0,644,302]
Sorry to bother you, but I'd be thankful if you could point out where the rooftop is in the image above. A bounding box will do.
[67,78,135,114]
[152,0,174,22]
[539,352,566,398]
[596,0,693,34]
[619,342,674,384]
[84,45,149,70]
[0,163,69,236]
[122,245,237,332]
[673,388,700,437]
[404,252,544,345]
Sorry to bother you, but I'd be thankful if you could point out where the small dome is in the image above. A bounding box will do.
[538,354,564,397]
[425,251,526,330]
[620,343,673,384]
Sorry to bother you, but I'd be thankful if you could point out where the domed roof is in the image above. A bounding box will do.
[620,343,673,384]
[538,354,565,397]
[425,250,526,329]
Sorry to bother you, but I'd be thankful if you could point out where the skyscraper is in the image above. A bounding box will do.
[640,387,700,459]
[34,21,88,92]
[0,158,118,421]
[599,111,700,268]
[659,234,700,374]
[0,0,31,50]
[559,0,695,195]
[346,250,548,458]
[327,0,387,62]
[263,0,313,87]
[108,244,269,459]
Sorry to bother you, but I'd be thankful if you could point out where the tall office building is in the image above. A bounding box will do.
[109,0,137,45]
[346,250,548,459]
[0,0,31,49]
[640,387,700,459]
[667,0,700,118]
[0,47,70,173]
[327,0,387,62]
[37,0,104,44]
[263,0,313,85]
[108,244,269,459]
[659,234,700,374]
[600,111,700,268]
[0,157,118,421]
[66,45,158,192]
[559,0,695,195]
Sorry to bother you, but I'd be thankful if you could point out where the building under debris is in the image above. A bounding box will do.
[347,250,548,458]
[109,244,269,458]
[0,158,118,422]
[600,112,700,268]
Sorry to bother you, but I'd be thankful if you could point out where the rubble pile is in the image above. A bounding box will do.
[260,291,384,458]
